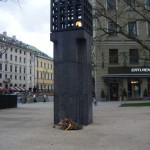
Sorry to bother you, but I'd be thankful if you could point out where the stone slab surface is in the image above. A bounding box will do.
[0,101,150,150]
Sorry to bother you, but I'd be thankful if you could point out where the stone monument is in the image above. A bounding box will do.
[50,0,93,125]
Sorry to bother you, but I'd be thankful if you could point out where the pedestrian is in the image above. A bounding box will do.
[44,94,46,102]
[93,97,97,106]
[33,94,36,102]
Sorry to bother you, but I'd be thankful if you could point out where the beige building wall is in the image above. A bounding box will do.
[93,0,150,101]
[36,56,53,91]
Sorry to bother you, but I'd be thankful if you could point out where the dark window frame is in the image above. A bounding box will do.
[107,0,116,11]
[108,20,117,35]
[129,49,139,64]
[128,21,137,36]
[109,49,118,64]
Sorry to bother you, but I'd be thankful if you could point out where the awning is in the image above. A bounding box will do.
[18,87,25,91]
[14,87,21,91]
[1,88,9,91]
[22,87,27,91]
[9,87,16,91]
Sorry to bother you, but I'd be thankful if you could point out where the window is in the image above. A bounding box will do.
[0,52,2,59]
[147,22,150,35]
[20,76,21,80]
[5,53,7,60]
[20,67,22,73]
[24,76,26,80]
[10,55,13,61]
[10,75,12,79]
[15,75,17,80]
[125,0,135,10]
[0,74,2,79]
[5,64,7,71]
[44,72,46,79]
[30,68,32,74]
[24,58,26,63]
[51,74,53,80]
[24,67,26,73]
[41,62,42,67]
[15,56,17,62]
[107,0,116,11]
[20,50,22,54]
[128,22,137,36]
[37,71,39,78]
[15,66,17,73]
[5,74,7,79]
[10,65,12,72]
[109,49,118,64]
[108,20,117,35]
[20,57,21,63]
[15,49,17,53]
[0,63,2,71]
[130,49,139,64]
[145,0,150,11]
[41,72,42,79]
[51,64,53,69]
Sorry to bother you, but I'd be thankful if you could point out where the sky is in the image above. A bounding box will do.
[0,0,53,57]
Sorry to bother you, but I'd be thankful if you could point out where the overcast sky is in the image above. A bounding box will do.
[0,0,53,57]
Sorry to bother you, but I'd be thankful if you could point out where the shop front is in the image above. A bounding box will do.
[103,67,150,101]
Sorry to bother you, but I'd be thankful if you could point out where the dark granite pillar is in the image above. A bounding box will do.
[51,30,92,125]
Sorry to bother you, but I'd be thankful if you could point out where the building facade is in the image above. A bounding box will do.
[0,32,53,93]
[36,52,53,92]
[93,0,150,101]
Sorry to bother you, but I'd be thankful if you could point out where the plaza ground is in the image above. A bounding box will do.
[0,101,150,150]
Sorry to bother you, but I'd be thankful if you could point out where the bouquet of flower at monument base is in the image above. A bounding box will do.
[58,118,83,130]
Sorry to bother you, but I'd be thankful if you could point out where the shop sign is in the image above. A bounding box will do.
[108,67,150,74]
[131,68,150,73]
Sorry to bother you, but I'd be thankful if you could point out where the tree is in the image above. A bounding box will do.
[93,0,150,61]
[101,88,105,98]
[143,88,148,97]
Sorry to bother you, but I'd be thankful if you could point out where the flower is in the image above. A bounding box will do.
[58,118,83,130]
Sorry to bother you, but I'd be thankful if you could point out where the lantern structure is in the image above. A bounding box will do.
[50,0,93,125]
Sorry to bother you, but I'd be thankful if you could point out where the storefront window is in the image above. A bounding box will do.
[148,79,150,96]
[128,78,141,98]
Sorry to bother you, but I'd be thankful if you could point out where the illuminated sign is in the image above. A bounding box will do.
[131,68,150,72]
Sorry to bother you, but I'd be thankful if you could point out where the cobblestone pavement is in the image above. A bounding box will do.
[0,102,150,150]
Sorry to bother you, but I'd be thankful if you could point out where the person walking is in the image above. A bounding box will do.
[33,94,36,103]
[93,97,97,106]
[44,94,46,102]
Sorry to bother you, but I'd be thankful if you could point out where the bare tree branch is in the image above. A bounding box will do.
[93,0,150,55]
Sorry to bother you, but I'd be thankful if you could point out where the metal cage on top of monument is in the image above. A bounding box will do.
[50,0,93,35]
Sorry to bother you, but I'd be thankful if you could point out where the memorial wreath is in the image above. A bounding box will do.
[58,118,83,130]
